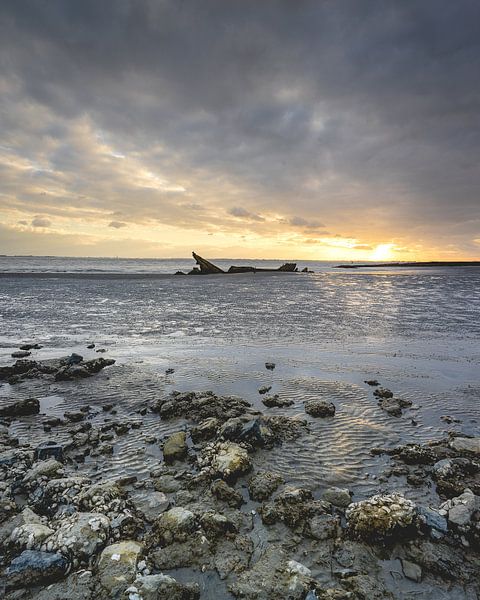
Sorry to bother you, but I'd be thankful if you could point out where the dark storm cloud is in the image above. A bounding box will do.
[0,0,479,252]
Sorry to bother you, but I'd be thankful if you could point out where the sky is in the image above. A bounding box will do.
[0,1,479,261]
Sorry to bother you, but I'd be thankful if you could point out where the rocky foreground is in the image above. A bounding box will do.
[0,354,479,599]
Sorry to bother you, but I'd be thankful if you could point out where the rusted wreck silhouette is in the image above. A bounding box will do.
[187,252,297,275]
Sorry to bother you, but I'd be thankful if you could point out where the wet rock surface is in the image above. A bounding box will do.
[0,357,479,600]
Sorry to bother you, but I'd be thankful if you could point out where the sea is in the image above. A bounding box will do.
[0,255,479,500]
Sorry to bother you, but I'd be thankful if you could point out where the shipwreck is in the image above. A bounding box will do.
[182,252,298,275]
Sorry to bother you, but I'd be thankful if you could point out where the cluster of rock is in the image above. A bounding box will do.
[364,381,413,417]
[0,355,115,386]
[1,361,479,598]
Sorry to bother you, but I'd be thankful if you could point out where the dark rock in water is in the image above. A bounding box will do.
[260,486,327,530]
[87,343,95,349]
[395,444,436,465]
[19,343,43,351]
[0,397,40,417]
[96,348,107,353]
[191,417,220,442]
[64,410,85,422]
[6,550,69,588]
[66,353,83,365]
[55,357,115,381]
[404,539,477,582]
[304,399,335,418]
[364,379,379,386]
[219,417,274,448]
[262,395,294,408]
[165,367,175,375]
[265,362,276,370]
[174,271,187,275]
[55,365,90,381]
[12,350,31,358]
[373,387,393,399]
[34,441,64,462]
[258,385,272,395]
[210,479,244,507]
[162,431,188,464]
[248,471,284,501]
[378,397,412,416]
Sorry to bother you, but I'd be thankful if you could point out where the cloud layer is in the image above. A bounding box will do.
[0,0,479,258]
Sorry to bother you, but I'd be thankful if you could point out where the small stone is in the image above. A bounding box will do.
[402,559,422,582]
[322,487,352,508]
[304,399,335,418]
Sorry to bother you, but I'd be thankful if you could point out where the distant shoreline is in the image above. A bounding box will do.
[336,261,480,269]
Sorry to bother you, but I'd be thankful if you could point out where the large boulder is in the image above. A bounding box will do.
[6,550,69,589]
[322,486,353,508]
[450,437,480,455]
[248,471,284,501]
[211,442,251,480]
[22,458,64,483]
[10,522,54,551]
[0,397,40,417]
[346,493,416,541]
[151,507,197,546]
[439,488,479,527]
[41,512,110,562]
[97,540,143,596]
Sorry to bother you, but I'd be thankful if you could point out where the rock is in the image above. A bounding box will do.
[0,507,44,546]
[346,493,416,541]
[228,546,319,600]
[402,559,422,582]
[262,395,294,408]
[97,540,143,595]
[10,522,54,551]
[41,512,110,561]
[128,573,200,600]
[260,486,326,530]
[66,353,83,365]
[304,399,335,417]
[12,350,31,358]
[55,365,91,381]
[211,442,251,480]
[129,490,169,521]
[248,471,284,501]
[364,380,379,386]
[322,487,352,508]
[151,507,196,545]
[200,511,237,538]
[439,489,478,527]
[153,474,182,493]
[19,343,43,351]
[6,550,69,588]
[0,397,40,417]
[162,431,187,463]
[258,385,272,395]
[33,570,94,600]
[307,513,340,540]
[416,506,448,537]
[191,417,220,442]
[210,479,244,507]
[34,441,64,461]
[404,539,476,581]
[87,343,95,349]
[23,458,64,483]
[378,398,402,416]
[265,362,276,370]
[450,437,480,455]
[65,410,86,422]
[373,387,393,399]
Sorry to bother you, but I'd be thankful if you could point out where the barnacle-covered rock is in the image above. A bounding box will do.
[346,493,416,541]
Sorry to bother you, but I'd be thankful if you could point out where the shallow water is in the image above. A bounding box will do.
[1,258,479,598]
